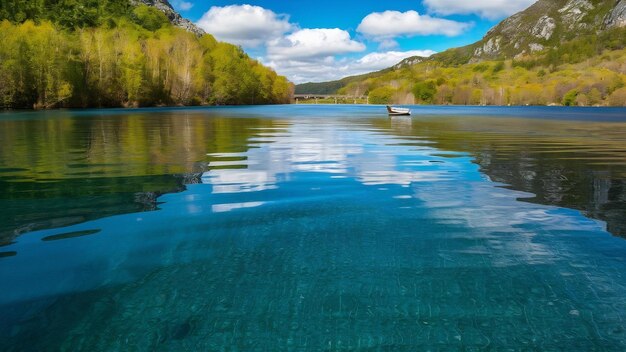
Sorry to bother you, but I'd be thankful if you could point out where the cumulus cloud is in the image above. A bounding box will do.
[377,39,399,50]
[264,50,436,83]
[355,50,436,71]
[196,4,293,47]
[194,4,440,84]
[171,0,194,11]
[357,10,471,40]
[423,0,536,19]
[266,28,366,61]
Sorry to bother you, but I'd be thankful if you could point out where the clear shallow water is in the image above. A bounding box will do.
[1,105,626,350]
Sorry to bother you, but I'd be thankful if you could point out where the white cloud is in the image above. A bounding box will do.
[171,0,194,11]
[264,50,436,83]
[423,0,536,19]
[355,50,436,70]
[196,4,293,47]
[266,28,366,61]
[357,10,471,40]
[193,5,440,84]
[377,39,399,50]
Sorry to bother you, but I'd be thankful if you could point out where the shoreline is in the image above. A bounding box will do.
[2,103,626,114]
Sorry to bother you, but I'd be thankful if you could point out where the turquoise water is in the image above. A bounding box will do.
[1,105,626,350]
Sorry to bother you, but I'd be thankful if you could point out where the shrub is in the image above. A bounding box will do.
[368,86,395,104]
[562,89,579,106]
[608,87,626,106]
[412,81,437,104]
[132,5,169,31]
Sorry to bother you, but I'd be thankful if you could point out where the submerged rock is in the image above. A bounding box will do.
[134,191,159,211]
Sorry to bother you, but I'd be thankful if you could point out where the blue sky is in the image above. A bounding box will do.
[169,0,537,83]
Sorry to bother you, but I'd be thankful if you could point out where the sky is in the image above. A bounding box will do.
[169,0,537,83]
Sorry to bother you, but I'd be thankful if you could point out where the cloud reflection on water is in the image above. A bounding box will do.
[2,113,626,351]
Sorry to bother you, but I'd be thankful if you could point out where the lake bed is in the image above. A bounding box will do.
[1,105,626,350]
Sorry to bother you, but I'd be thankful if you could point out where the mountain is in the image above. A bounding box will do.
[295,72,382,95]
[396,0,626,66]
[297,0,626,97]
[130,0,204,36]
[465,0,625,61]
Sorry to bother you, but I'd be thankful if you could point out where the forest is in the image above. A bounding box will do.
[337,49,626,107]
[301,27,626,107]
[0,2,293,109]
[345,51,626,107]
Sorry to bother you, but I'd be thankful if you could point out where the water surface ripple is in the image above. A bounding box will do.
[1,105,626,350]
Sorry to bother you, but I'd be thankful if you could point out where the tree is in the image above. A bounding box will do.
[608,87,626,106]
[132,5,168,31]
[368,86,395,104]
[562,89,579,106]
[412,81,437,104]
[169,30,202,103]
[588,88,602,106]
[210,43,246,104]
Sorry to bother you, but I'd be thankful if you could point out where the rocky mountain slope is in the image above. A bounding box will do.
[395,0,626,66]
[468,0,625,61]
[130,0,205,35]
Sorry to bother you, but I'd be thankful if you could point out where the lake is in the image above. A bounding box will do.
[1,105,626,350]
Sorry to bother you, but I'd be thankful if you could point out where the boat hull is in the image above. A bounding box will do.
[386,105,411,116]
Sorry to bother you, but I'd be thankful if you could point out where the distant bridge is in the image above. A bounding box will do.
[293,94,368,104]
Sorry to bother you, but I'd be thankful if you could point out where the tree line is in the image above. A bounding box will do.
[342,48,626,107]
[0,5,293,109]
[308,26,626,107]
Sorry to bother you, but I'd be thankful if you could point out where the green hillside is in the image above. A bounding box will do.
[0,0,292,109]
[294,71,389,95]
[296,0,626,106]
[0,0,136,28]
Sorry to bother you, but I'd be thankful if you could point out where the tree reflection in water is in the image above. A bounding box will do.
[382,114,626,237]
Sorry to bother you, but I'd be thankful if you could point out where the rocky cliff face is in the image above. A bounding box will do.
[392,0,626,67]
[469,0,626,61]
[605,0,626,27]
[130,0,205,36]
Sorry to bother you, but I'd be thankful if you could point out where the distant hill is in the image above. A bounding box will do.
[0,0,292,109]
[296,0,626,103]
[294,72,389,95]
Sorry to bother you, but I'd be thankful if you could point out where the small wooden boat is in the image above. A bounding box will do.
[387,105,411,116]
